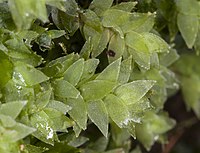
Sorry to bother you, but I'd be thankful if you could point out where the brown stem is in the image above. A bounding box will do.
[162,117,199,153]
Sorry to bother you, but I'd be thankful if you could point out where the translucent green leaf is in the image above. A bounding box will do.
[53,0,78,16]
[91,28,110,58]
[80,59,99,82]
[5,37,31,54]
[102,9,130,31]
[181,76,200,118]
[114,80,155,105]
[66,95,87,130]
[6,42,43,66]
[17,30,39,47]
[0,100,27,119]
[31,23,46,34]
[68,136,89,148]
[121,12,155,33]
[0,42,8,52]
[128,97,151,123]
[82,10,102,33]
[2,80,34,102]
[110,122,130,146]
[96,58,121,82]
[44,142,80,153]
[47,100,71,114]
[51,8,79,36]
[0,51,13,88]
[11,122,36,141]
[53,79,80,99]
[128,47,150,70]
[142,33,169,53]
[108,34,125,63]
[47,30,66,39]
[46,0,66,12]
[42,53,79,77]
[176,0,200,15]
[0,141,20,153]
[0,3,16,30]
[172,54,200,117]
[80,80,116,101]
[150,53,159,68]
[136,122,154,151]
[130,68,168,109]
[80,38,93,59]
[111,2,137,12]
[4,34,43,66]
[88,100,109,137]
[0,114,16,127]
[36,32,52,49]
[89,0,113,16]
[194,30,200,55]
[118,56,132,84]
[172,54,200,76]
[73,122,82,137]
[9,52,42,67]
[30,110,56,145]
[105,149,125,153]
[135,111,175,150]
[125,121,136,138]
[148,112,176,134]
[125,31,149,54]
[161,67,179,90]
[35,89,52,110]
[44,108,74,132]
[125,31,150,69]
[87,136,109,152]
[0,126,17,143]
[104,94,130,128]
[14,63,49,86]
[8,0,48,30]
[64,59,84,86]
[159,48,179,67]
[177,13,199,48]
[83,25,102,55]
[23,144,48,153]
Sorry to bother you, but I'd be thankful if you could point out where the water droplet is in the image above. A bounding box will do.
[173,83,179,89]
[13,71,26,86]
[154,135,159,141]
[46,126,54,139]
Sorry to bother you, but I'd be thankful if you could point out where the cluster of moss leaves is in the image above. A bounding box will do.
[0,0,200,153]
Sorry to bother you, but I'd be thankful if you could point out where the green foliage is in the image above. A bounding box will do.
[172,54,200,118]
[0,0,199,153]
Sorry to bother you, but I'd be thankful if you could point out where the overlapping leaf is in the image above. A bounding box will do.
[53,79,80,99]
[5,0,67,30]
[0,1,186,152]
[30,110,56,145]
[64,59,84,86]
[114,80,155,105]
[66,95,87,130]
[135,111,175,150]
[177,13,199,48]
[89,0,113,16]
[104,94,130,128]
[14,62,49,86]
[0,101,27,119]
[0,51,13,88]
[172,54,200,118]
[88,100,109,137]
